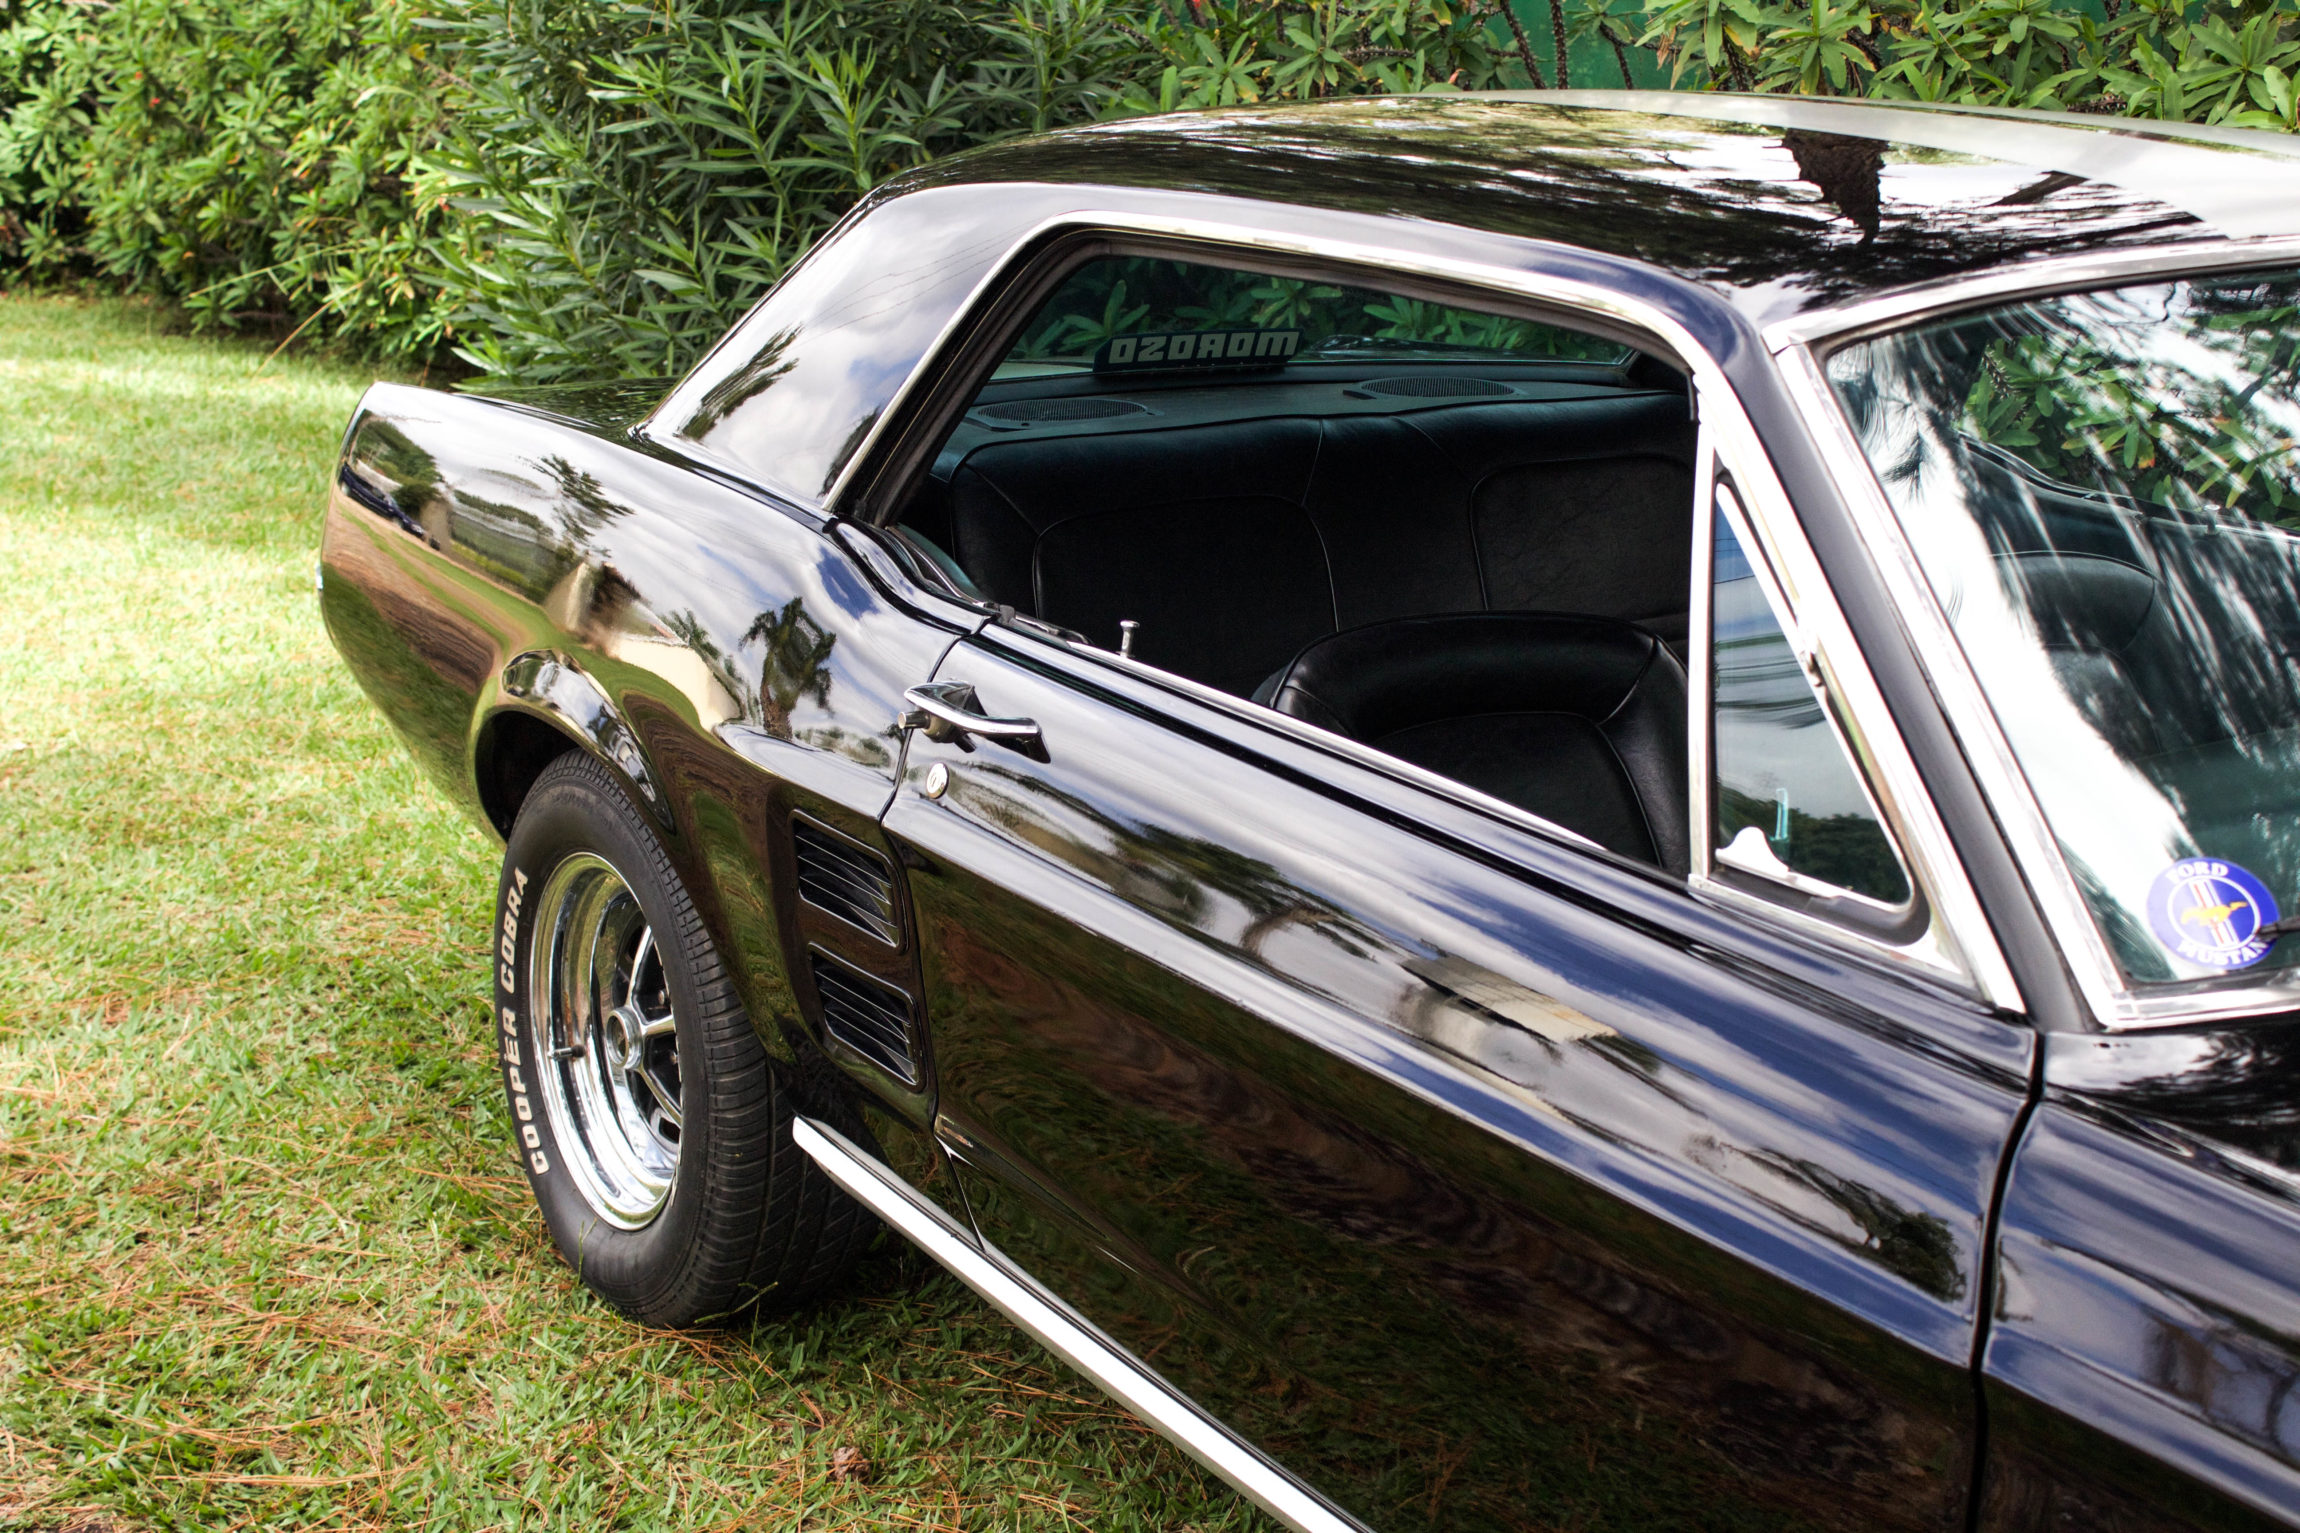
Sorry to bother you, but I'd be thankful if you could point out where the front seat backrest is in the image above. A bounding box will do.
[1256,612,1689,872]
[1994,550,2186,758]
[947,418,1334,694]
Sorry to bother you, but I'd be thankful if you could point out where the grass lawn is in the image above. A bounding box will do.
[0,295,1266,1532]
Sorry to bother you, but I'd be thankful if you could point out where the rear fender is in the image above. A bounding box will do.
[474,652,669,835]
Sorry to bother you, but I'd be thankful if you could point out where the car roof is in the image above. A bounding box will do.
[646,92,2300,513]
[915,90,2300,330]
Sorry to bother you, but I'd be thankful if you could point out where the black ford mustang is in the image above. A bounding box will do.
[321,89,2300,1533]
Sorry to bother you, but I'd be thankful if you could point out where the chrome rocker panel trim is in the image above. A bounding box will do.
[789,1116,1374,1533]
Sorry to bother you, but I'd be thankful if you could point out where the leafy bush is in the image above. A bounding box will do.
[0,0,2291,380]
[414,0,1160,379]
[1137,0,1540,102]
[1638,0,2300,127]
[0,0,449,357]
[414,0,1568,380]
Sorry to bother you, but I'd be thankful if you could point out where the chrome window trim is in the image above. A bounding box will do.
[1774,323,2300,1030]
[839,206,2020,1010]
[1762,236,2300,354]
[1687,431,1720,881]
[1692,462,1970,989]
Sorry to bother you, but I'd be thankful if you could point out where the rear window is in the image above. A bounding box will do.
[998,256,1634,380]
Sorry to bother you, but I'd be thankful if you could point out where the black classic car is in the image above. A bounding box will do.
[321,89,2300,1532]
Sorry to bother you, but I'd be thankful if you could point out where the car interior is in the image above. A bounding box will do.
[888,254,1705,873]
[1937,435,2300,973]
[1958,438,2300,763]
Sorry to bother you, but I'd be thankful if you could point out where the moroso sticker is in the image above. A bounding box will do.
[2147,858,2280,970]
[1094,328,1301,372]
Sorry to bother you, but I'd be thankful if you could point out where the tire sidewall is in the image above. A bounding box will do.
[495,758,713,1311]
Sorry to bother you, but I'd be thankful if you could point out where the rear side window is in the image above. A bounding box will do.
[890,246,1700,873]
[653,184,1081,507]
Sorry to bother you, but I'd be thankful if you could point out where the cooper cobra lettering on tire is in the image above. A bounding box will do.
[493,751,874,1326]
[497,865,544,1174]
[500,1007,544,1172]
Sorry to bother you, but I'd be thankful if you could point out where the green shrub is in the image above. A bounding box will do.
[0,0,450,357]
[1638,0,2300,126]
[0,0,2290,381]
[412,0,1165,379]
[411,0,1571,380]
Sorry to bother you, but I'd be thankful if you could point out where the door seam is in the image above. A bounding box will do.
[1962,1035,2047,1533]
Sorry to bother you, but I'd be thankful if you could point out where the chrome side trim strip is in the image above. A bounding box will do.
[1762,237,2300,354]
[822,205,2017,1010]
[788,1117,1373,1533]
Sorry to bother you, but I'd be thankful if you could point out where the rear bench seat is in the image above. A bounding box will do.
[934,391,1697,696]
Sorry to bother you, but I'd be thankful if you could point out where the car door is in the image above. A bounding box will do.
[1979,1026,2300,1532]
[878,347,2034,1529]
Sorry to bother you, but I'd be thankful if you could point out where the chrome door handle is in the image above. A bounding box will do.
[900,681,1043,753]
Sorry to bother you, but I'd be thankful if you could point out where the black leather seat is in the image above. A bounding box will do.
[1997,548,2225,761]
[1255,612,1689,871]
[948,418,1332,695]
[939,395,1695,694]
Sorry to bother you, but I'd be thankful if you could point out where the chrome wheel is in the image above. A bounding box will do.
[532,852,682,1228]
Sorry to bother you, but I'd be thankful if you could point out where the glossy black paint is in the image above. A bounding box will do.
[1979,1029,2300,1533]
[653,94,2249,523]
[636,95,2226,1061]
[886,622,2030,1532]
[910,98,2210,322]
[318,382,972,1171]
[311,94,2300,1533]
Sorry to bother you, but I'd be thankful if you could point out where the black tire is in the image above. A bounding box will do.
[494,750,873,1325]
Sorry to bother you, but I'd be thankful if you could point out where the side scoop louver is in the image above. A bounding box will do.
[809,952,920,1085]
[792,817,899,944]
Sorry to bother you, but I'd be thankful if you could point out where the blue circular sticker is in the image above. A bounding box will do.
[2147,859,2280,970]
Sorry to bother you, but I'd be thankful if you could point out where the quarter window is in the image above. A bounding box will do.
[1710,502,1911,906]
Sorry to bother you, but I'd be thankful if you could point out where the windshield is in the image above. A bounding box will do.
[1827,268,2300,995]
